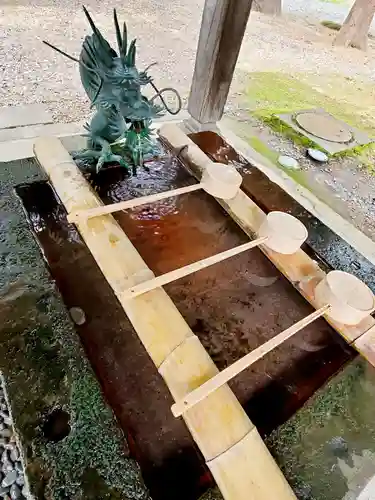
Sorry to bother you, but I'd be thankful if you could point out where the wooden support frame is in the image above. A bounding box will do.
[187,0,254,127]
[34,136,297,500]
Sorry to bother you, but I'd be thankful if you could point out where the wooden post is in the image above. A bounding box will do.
[187,0,253,129]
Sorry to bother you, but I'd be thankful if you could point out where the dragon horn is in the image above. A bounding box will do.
[43,40,80,63]
[113,9,122,55]
[121,22,128,60]
[82,6,107,47]
[127,39,136,67]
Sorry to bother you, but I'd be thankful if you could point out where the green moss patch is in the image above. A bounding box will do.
[267,358,375,500]
[245,72,375,138]
[321,20,342,31]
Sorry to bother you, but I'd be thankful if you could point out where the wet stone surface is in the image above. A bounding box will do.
[0,158,150,500]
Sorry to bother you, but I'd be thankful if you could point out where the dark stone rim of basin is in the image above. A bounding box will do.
[0,158,151,500]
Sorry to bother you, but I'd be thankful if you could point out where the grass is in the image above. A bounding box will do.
[319,0,348,4]
[232,71,375,178]
[243,71,375,144]
[321,20,342,31]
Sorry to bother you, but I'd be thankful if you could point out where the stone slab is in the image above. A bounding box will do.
[0,156,151,499]
[0,113,189,163]
[0,120,86,143]
[267,358,375,500]
[0,104,53,130]
[277,108,373,155]
[217,121,375,268]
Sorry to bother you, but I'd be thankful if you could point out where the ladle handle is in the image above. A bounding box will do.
[67,183,202,222]
[123,236,268,300]
[171,304,331,417]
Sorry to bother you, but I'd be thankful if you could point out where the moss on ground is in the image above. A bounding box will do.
[198,488,223,500]
[266,358,375,500]
[41,372,149,499]
[321,20,342,31]
[245,72,375,138]
[237,71,375,175]
[247,136,279,164]
[0,158,150,500]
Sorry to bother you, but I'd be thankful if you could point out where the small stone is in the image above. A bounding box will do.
[69,307,86,326]
[0,431,11,439]
[0,486,10,497]
[9,484,20,499]
[0,414,11,427]
[3,463,14,474]
[307,148,328,162]
[21,486,28,497]
[9,449,18,463]
[14,475,23,488]
[1,471,17,488]
[1,450,8,463]
[278,155,299,170]
[14,464,22,475]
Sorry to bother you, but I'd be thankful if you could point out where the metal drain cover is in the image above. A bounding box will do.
[295,111,353,143]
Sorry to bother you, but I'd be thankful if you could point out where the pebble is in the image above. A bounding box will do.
[69,307,86,326]
[2,471,17,488]
[278,155,300,170]
[307,148,328,162]
[0,385,26,500]
[9,484,21,500]
[14,476,23,488]
[9,450,18,464]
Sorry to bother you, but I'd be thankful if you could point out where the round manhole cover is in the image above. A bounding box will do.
[295,112,353,143]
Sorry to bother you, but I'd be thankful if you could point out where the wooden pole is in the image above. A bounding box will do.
[34,136,296,500]
[187,0,253,127]
[123,236,267,300]
[67,183,201,223]
[171,305,331,417]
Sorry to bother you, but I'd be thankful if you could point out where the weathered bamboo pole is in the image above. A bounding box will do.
[123,236,268,300]
[159,124,375,345]
[172,267,374,417]
[67,183,202,223]
[172,305,331,417]
[34,136,296,500]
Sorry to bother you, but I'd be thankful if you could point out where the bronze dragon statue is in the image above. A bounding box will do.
[44,6,182,173]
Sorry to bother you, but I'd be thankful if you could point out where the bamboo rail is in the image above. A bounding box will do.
[34,136,296,500]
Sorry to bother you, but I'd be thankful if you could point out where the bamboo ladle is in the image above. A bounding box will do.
[67,161,243,223]
[121,211,308,300]
[171,270,374,417]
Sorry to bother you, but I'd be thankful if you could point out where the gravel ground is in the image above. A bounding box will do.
[1,0,374,123]
[284,0,375,33]
[0,377,28,500]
